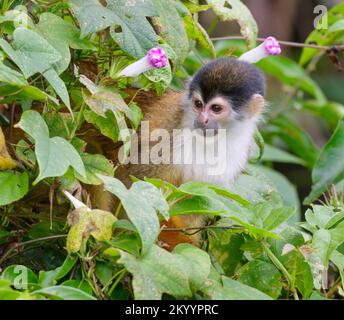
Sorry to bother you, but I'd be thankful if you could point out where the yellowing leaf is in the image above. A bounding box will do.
[0,126,16,170]
[67,207,117,253]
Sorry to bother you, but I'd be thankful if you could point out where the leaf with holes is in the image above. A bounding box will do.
[206,0,258,48]
[118,244,192,299]
[67,207,117,254]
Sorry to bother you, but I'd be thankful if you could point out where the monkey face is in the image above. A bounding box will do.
[188,58,266,132]
[191,91,232,134]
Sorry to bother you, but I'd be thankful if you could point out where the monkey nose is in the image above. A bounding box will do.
[200,113,208,124]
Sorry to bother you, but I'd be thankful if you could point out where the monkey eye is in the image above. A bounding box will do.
[211,105,223,113]
[194,100,203,109]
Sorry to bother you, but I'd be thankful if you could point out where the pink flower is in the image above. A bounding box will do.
[119,47,168,77]
[239,36,281,63]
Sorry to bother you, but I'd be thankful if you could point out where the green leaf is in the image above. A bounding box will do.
[0,28,61,78]
[0,28,71,111]
[71,0,159,59]
[118,244,192,299]
[174,243,211,292]
[262,206,296,231]
[2,265,38,291]
[206,0,258,48]
[38,256,77,288]
[209,276,273,300]
[237,260,282,299]
[83,109,119,142]
[36,12,95,74]
[331,250,344,288]
[209,232,244,276]
[184,15,215,58]
[16,110,86,184]
[328,19,344,33]
[284,251,314,299]
[67,207,116,253]
[0,61,27,87]
[305,119,344,204]
[60,280,93,295]
[75,153,115,185]
[149,0,190,64]
[301,100,344,129]
[257,56,326,103]
[0,170,29,206]
[300,3,344,66]
[262,144,306,166]
[265,116,319,168]
[108,0,160,59]
[33,286,96,300]
[100,175,169,254]
[81,77,132,157]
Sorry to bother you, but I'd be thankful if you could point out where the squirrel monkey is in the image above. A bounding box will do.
[88,57,266,250]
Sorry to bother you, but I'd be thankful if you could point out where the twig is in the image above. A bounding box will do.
[210,36,344,51]
[0,234,67,266]
[261,240,299,300]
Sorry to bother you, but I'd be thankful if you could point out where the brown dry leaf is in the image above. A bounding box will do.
[0,126,16,170]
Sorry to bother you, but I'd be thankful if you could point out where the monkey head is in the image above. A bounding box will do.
[188,58,266,135]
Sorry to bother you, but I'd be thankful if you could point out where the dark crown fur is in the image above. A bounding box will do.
[189,58,265,111]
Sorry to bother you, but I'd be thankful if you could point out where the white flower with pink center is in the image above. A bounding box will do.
[119,47,168,77]
[239,36,282,64]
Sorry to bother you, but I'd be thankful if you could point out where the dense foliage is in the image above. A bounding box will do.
[0,0,344,300]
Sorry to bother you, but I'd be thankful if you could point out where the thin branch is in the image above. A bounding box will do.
[161,225,246,236]
[210,35,344,51]
[0,234,67,266]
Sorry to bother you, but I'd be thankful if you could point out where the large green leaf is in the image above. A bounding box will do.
[0,170,29,206]
[36,12,95,74]
[258,166,301,220]
[204,275,273,300]
[118,244,192,299]
[33,286,96,300]
[16,110,86,184]
[108,0,160,59]
[237,259,282,299]
[206,0,258,48]
[100,175,169,254]
[70,0,159,59]
[75,153,115,185]
[0,28,71,111]
[174,243,211,292]
[149,0,190,63]
[38,256,77,288]
[262,144,306,166]
[305,118,344,204]
[0,61,27,87]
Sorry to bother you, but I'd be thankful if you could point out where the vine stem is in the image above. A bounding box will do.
[261,241,299,300]
[210,35,344,51]
[0,234,67,266]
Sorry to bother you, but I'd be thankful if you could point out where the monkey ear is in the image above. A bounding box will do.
[248,94,265,116]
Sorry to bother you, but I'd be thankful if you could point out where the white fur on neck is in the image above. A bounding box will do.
[175,114,259,189]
